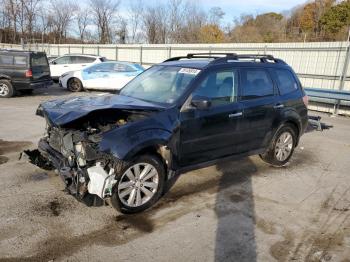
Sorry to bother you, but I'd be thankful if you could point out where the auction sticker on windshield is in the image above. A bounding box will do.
[179,68,201,75]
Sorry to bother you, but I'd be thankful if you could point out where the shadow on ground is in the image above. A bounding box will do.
[214,158,257,262]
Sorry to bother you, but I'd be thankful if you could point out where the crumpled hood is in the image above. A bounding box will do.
[37,94,164,126]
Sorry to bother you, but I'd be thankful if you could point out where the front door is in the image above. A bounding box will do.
[50,56,71,78]
[179,67,243,166]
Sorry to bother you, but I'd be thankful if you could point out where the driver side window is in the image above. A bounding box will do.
[193,69,238,107]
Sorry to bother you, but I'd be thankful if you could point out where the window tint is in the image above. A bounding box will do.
[72,56,96,64]
[31,54,47,66]
[241,68,274,99]
[14,56,27,65]
[54,56,71,64]
[90,63,114,72]
[0,55,13,65]
[193,69,238,106]
[114,63,135,72]
[274,69,299,95]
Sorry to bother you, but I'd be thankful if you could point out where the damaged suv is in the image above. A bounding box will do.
[26,53,308,213]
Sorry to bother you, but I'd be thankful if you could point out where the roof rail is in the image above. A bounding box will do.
[163,53,237,62]
[210,54,287,65]
[63,53,101,56]
[163,53,287,65]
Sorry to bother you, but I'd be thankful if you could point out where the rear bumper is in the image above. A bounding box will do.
[14,79,53,90]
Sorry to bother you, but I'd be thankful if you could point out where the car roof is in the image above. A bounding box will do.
[0,49,45,55]
[160,59,211,69]
[62,54,102,58]
[160,59,290,70]
[159,54,291,70]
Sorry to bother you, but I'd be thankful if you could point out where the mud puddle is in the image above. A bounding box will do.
[0,156,9,165]
[0,139,32,155]
[0,139,32,166]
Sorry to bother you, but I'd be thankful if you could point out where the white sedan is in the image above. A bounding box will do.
[59,61,144,92]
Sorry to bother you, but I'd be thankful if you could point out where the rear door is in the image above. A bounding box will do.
[30,53,51,81]
[239,67,278,151]
[83,63,115,89]
[70,56,97,71]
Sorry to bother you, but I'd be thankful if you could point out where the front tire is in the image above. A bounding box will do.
[111,154,165,214]
[0,80,15,98]
[67,78,83,92]
[260,124,297,167]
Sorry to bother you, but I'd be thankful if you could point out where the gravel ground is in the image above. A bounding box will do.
[0,85,350,262]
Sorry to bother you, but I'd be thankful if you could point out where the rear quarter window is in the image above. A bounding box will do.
[0,55,13,65]
[14,56,28,65]
[274,69,299,95]
[73,56,96,63]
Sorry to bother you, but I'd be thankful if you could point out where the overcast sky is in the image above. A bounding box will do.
[119,0,308,24]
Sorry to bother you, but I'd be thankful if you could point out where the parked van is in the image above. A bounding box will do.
[0,50,52,98]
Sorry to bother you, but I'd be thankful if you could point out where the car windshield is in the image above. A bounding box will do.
[120,65,199,105]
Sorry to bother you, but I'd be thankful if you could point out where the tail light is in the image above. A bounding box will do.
[25,69,33,78]
[302,95,309,107]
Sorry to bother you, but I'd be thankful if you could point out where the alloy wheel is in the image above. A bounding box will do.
[0,83,9,96]
[275,131,294,162]
[117,163,159,207]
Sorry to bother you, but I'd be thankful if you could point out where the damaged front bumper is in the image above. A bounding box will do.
[23,137,119,205]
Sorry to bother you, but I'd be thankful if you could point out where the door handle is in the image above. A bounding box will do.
[229,112,243,118]
[274,104,284,109]
[63,66,68,67]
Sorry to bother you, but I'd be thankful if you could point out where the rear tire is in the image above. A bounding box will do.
[110,154,165,214]
[67,78,83,92]
[0,80,15,98]
[260,124,297,167]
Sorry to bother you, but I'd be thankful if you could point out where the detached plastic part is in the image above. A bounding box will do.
[87,162,115,199]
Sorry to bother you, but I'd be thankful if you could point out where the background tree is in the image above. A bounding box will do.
[127,0,143,43]
[199,24,225,43]
[320,0,350,40]
[90,0,120,44]
[75,6,91,43]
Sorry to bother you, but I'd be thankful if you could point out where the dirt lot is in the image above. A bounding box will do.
[0,86,350,262]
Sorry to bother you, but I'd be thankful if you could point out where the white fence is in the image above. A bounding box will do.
[2,41,350,114]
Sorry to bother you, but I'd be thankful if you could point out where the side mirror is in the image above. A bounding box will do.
[191,95,211,110]
[50,61,56,65]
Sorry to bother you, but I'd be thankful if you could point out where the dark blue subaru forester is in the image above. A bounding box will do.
[29,53,308,213]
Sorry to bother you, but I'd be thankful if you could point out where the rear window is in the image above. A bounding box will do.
[0,55,13,65]
[31,54,48,66]
[274,69,299,95]
[241,68,274,99]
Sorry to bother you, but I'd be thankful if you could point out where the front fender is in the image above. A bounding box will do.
[99,128,172,161]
